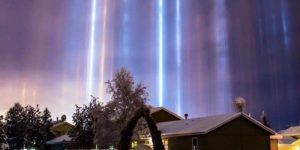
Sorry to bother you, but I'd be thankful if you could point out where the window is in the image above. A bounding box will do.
[131,141,137,149]
[192,137,198,150]
[163,139,169,150]
[145,138,153,149]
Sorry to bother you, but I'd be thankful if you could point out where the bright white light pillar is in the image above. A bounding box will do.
[176,0,182,115]
[158,0,164,107]
[86,0,97,100]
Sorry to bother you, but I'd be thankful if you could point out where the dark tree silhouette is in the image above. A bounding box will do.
[23,105,45,148]
[94,68,148,148]
[41,108,54,140]
[0,115,7,147]
[118,106,165,150]
[260,111,271,128]
[41,108,54,149]
[5,103,26,149]
[5,103,52,149]
[69,96,101,149]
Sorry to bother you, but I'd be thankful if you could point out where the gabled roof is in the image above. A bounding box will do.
[150,107,183,120]
[46,134,71,145]
[157,113,276,137]
[51,121,74,130]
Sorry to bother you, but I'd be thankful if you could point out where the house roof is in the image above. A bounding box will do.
[150,107,183,120]
[278,136,297,144]
[51,121,74,130]
[279,126,300,136]
[157,113,276,137]
[46,134,71,145]
[50,121,74,131]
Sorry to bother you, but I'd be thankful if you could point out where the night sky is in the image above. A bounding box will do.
[1,0,300,130]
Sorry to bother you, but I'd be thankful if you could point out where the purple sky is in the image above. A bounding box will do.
[1,0,300,130]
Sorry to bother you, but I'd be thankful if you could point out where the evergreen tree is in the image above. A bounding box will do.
[5,103,51,149]
[260,111,271,128]
[69,96,101,149]
[23,105,45,149]
[0,115,7,148]
[41,108,54,143]
[5,103,26,149]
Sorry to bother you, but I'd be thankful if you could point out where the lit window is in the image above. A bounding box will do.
[131,141,137,149]
[145,138,153,149]
[163,139,169,150]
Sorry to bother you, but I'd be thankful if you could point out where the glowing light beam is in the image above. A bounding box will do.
[158,0,164,107]
[213,0,232,112]
[280,0,289,50]
[86,0,97,100]
[99,0,108,102]
[122,0,129,65]
[176,0,182,115]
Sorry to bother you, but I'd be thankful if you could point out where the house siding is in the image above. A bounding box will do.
[165,117,271,150]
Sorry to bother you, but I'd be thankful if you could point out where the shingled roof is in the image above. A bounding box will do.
[157,113,276,137]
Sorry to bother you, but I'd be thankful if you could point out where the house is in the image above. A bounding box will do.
[46,121,74,150]
[50,121,74,137]
[130,107,182,148]
[139,112,278,150]
[278,126,300,150]
[278,136,300,150]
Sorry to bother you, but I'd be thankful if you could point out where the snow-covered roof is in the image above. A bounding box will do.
[157,113,276,137]
[279,136,297,144]
[279,126,300,136]
[46,134,72,145]
[150,107,183,120]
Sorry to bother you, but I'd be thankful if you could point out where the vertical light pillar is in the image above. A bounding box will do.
[86,0,97,100]
[122,0,129,65]
[158,0,164,106]
[99,0,108,102]
[213,0,232,112]
[175,0,182,115]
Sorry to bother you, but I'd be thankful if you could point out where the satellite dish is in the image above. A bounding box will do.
[61,115,67,122]
[234,97,246,112]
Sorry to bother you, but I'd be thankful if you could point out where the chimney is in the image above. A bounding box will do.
[184,113,188,120]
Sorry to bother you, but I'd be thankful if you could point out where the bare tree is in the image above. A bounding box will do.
[93,68,148,149]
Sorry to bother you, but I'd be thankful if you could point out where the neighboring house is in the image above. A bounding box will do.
[278,126,300,150]
[279,125,300,138]
[138,112,278,150]
[278,136,300,150]
[130,106,183,149]
[46,121,74,150]
[150,107,183,123]
[50,121,74,137]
